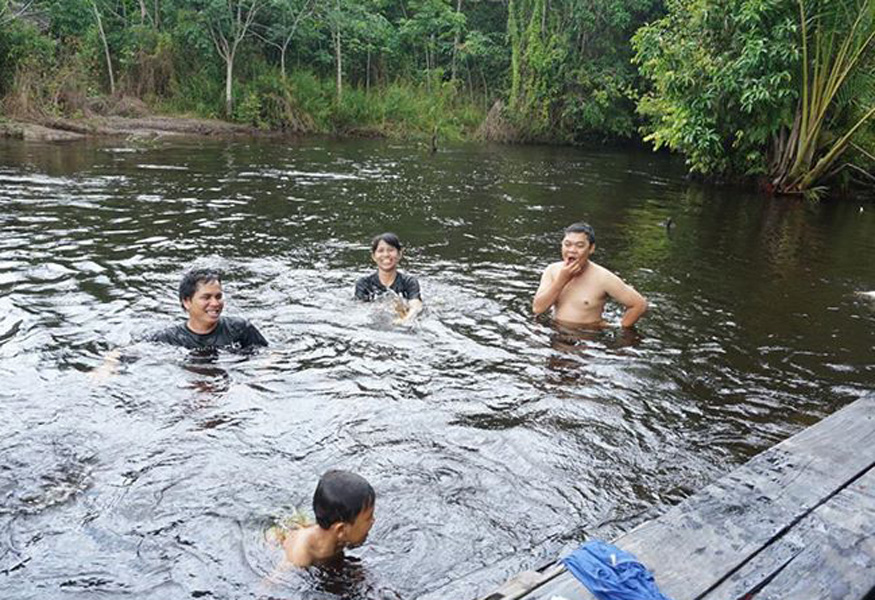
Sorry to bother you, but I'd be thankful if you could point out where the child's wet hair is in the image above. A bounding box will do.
[313,470,376,529]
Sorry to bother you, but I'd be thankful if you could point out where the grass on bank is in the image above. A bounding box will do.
[150,69,486,141]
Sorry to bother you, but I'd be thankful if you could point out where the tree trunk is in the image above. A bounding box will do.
[91,1,116,95]
[137,0,147,24]
[334,28,342,102]
[425,37,432,93]
[281,41,288,81]
[480,64,488,108]
[366,47,371,94]
[225,55,234,117]
[508,0,521,109]
[451,0,462,81]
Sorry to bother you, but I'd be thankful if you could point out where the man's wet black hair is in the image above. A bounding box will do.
[313,470,375,529]
[178,268,222,308]
[371,232,402,253]
[564,222,596,245]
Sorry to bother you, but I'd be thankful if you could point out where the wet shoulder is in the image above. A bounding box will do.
[355,272,381,300]
[588,261,622,285]
[221,315,250,330]
[222,315,263,343]
[398,271,419,286]
[147,322,189,345]
[397,271,422,299]
[546,261,564,276]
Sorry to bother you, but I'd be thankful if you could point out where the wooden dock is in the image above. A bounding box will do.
[481,395,875,600]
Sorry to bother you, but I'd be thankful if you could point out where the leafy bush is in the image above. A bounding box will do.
[632,0,799,176]
[0,20,55,98]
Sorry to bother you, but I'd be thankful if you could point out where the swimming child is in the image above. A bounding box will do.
[274,470,376,568]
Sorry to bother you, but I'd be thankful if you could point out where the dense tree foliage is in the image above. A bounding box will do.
[0,0,509,134]
[634,0,875,193]
[1,0,872,193]
[0,0,661,142]
[507,0,661,141]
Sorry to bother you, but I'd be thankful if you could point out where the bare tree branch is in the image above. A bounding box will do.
[204,0,266,116]
[90,0,116,95]
[851,142,875,164]
[252,0,315,79]
[0,0,35,26]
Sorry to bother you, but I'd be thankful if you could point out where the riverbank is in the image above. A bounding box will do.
[0,114,260,142]
[0,85,486,144]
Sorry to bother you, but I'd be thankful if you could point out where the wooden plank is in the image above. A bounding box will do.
[492,395,875,600]
[613,395,875,599]
[707,466,875,600]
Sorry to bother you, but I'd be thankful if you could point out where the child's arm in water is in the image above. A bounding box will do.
[88,349,122,382]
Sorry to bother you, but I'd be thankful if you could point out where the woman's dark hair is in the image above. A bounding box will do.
[370,232,402,253]
[313,470,376,529]
[178,268,222,308]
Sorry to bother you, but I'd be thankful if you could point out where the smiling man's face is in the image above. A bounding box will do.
[183,279,224,332]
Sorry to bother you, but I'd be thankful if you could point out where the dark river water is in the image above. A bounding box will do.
[1,138,873,600]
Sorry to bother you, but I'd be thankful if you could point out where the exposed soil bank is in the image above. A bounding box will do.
[0,115,259,142]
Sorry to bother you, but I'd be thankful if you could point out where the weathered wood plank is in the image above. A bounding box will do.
[707,466,875,600]
[616,395,875,599]
[492,395,875,600]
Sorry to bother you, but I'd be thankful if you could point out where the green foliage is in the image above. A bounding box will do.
[508,0,662,142]
[0,19,55,97]
[279,70,482,138]
[770,0,875,195]
[633,0,800,176]
[633,0,875,192]
[235,89,264,127]
[0,0,651,145]
[40,0,93,40]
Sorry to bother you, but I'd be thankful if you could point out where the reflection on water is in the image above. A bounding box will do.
[1,138,874,599]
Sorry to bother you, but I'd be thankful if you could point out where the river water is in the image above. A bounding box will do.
[0,138,873,600]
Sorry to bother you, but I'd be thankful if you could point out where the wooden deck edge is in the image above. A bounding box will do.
[475,394,875,600]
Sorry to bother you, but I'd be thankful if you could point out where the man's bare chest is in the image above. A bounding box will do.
[557,276,607,310]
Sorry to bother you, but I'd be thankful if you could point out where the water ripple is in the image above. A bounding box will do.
[0,138,872,599]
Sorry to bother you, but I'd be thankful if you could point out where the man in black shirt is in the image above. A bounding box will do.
[148,268,268,350]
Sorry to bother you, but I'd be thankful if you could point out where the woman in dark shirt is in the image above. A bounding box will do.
[354,233,423,324]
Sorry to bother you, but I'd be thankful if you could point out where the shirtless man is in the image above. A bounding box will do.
[533,222,647,328]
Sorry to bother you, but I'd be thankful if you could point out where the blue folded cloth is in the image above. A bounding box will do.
[560,540,674,600]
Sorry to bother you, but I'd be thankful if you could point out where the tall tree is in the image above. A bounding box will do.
[202,0,266,116]
[633,0,875,193]
[399,0,463,84]
[90,0,116,95]
[332,0,342,101]
[255,0,315,81]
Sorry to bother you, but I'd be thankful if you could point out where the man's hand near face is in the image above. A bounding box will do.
[558,253,589,282]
